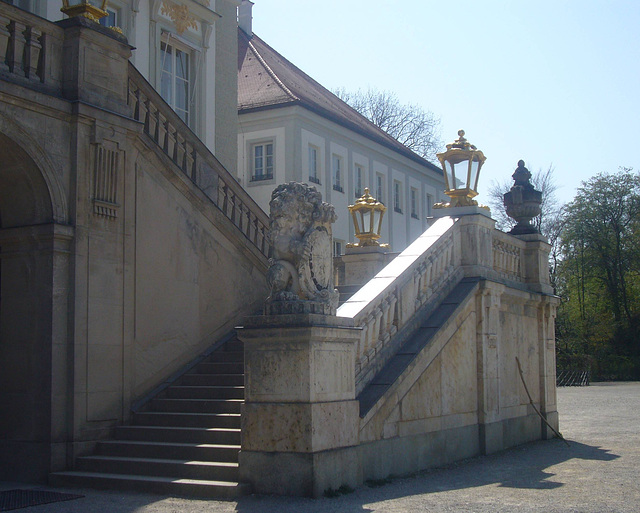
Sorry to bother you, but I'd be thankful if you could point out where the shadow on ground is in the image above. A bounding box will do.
[231,437,619,513]
[2,437,619,513]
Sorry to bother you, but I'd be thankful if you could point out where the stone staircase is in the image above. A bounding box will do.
[50,337,249,498]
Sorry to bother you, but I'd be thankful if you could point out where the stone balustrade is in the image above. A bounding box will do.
[127,64,270,258]
[338,213,551,392]
[0,3,64,91]
[338,217,460,390]
[492,231,524,282]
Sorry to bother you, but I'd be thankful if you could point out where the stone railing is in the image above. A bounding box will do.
[0,3,64,92]
[338,213,551,392]
[127,64,270,258]
[337,217,460,389]
[492,231,525,282]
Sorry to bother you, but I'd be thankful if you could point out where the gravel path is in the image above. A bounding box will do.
[3,382,639,512]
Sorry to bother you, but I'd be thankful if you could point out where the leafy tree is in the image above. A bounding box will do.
[334,88,442,162]
[556,168,640,378]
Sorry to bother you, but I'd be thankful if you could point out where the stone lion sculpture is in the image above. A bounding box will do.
[265,182,339,315]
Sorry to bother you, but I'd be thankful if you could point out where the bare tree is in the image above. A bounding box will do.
[334,87,442,162]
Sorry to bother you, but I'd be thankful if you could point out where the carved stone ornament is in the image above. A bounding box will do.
[503,160,543,235]
[265,182,339,315]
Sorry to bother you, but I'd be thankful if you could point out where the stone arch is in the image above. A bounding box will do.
[0,113,68,225]
[0,128,67,482]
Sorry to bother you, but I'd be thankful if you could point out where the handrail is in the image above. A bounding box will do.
[337,217,460,390]
[127,63,271,258]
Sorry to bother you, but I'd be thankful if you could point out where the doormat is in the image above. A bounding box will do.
[0,489,84,511]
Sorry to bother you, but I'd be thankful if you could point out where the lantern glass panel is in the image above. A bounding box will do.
[361,210,372,234]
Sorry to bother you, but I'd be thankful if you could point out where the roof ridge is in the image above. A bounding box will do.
[245,34,299,103]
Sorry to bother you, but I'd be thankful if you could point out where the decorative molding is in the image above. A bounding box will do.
[93,145,121,219]
[161,1,198,35]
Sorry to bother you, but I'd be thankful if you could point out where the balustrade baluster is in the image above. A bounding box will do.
[22,25,41,80]
[253,217,259,245]
[181,138,188,174]
[0,15,10,74]
[230,192,236,225]
[190,148,197,182]
[7,20,26,76]
[237,203,244,232]
[260,226,267,254]
[153,108,161,143]
[221,183,229,217]
[172,130,179,164]
[143,98,151,134]
[162,120,169,153]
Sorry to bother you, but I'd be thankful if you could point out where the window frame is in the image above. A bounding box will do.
[159,33,196,126]
[376,173,384,204]
[332,154,344,193]
[411,187,419,219]
[250,141,275,182]
[354,164,364,198]
[426,193,434,217]
[393,180,403,214]
[308,145,320,184]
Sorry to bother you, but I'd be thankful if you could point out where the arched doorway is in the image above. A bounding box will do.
[0,132,57,482]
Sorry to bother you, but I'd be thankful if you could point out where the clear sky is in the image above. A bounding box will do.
[250,0,640,206]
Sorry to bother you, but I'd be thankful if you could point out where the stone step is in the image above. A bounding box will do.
[75,455,239,482]
[115,425,241,445]
[95,440,240,462]
[150,398,243,414]
[165,386,244,400]
[195,362,244,374]
[132,412,241,429]
[207,351,244,363]
[50,471,249,499]
[180,373,244,387]
[223,340,244,353]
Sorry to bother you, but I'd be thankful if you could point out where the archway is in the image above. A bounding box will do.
[0,132,56,482]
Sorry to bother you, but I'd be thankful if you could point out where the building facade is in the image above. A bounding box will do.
[237,4,446,253]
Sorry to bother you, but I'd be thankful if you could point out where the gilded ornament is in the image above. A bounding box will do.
[161,1,198,35]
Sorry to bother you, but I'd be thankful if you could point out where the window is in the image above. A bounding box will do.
[394,181,403,214]
[354,164,364,197]
[160,38,192,124]
[376,173,384,203]
[426,194,434,217]
[308,146,320,184]
[411,188,419,219]
[333,240,344,257]
[251,142,274,181]
[332,155,343,192]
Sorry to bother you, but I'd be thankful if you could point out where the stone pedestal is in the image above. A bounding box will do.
[237,314,362,497]
[341,245,395,287]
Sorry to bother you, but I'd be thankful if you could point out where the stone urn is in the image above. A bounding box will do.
[503,160,542,235]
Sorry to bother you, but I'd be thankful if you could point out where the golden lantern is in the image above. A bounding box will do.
[347,188,387,247]
[61,1,109,22]
[436,130,486,208]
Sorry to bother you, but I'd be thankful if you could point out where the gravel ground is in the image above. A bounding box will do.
[3,382,639,512]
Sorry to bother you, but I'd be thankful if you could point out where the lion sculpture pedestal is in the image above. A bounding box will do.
[237,183,361,497]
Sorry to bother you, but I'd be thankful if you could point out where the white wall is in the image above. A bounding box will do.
[238,106,446,252]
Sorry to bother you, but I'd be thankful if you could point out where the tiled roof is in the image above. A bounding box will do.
[238,29,442,173]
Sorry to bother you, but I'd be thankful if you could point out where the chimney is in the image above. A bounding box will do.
[238,0,254,36]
